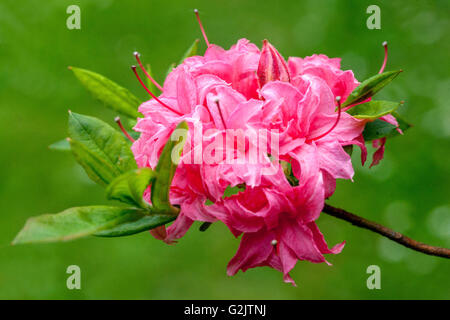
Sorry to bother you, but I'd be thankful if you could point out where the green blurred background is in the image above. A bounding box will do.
[0,0,449,299]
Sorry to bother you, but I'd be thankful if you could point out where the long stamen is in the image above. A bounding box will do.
[115,116,135,142]
[378,41,388,74]
[214,98,227,129]
[194,9,210,47]
[131,65,182,116]
[133,52,163,91]
[308,96,342,142]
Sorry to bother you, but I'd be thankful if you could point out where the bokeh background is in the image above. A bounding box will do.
[0,0,449,299]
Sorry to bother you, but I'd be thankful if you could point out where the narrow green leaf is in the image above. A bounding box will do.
[12,206,144,244]
[68,112,137,186]
[347,100,402,120]
[49,139,70,151]
[94,214,175,237]
[106,168,155,208]
[178,39,200,64]
[69,66,141,119]
[342,70,402,108]
[151,121,188,214]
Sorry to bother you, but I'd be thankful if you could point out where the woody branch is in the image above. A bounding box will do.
[323,204,450,259]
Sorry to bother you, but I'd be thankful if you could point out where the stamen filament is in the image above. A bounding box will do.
[214,98,227,129]
[308,96,342,142]
[115,116,135,142]
[194,9,210,47]
[133,52,163,91]
[131,66,182,116]
[378,41,388,74]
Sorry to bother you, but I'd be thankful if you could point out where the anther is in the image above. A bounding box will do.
[115,116,135,142]
[378,41,388,74]
[133,51,163,91]
[308,96,342,142]
[194,9,210,47]
[131,65,182,116]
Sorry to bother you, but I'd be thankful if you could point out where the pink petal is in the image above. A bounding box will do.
[176,67,197,114]
[307,221,345,254]
[226,230,275,276]
[370,137,386,168]
[316,140,354,180]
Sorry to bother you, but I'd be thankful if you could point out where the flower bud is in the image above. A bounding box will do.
[257,40,290,87]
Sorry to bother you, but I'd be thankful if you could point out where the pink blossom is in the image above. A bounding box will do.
[131,36,394,283]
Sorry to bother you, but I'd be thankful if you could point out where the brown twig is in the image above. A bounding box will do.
[323,204,450,259]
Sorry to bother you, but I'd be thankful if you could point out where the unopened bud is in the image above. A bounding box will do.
[257,40,290,88]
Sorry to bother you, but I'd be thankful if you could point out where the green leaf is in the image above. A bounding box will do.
[49,139,70,151]
[68,112,137,186]
[69,66,141,119]
[342,70,402,108]
[347,100,402,120]
[95,214,175,237]
[69,138,120,186]
[178,39,200,64]
[391,112,413,136]
[12,206,146,244]
[151,121,188,214]
[362,113,412,141]
[106,168,156,208]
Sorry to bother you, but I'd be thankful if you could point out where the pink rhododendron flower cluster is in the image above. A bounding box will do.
[131,33,397,285]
